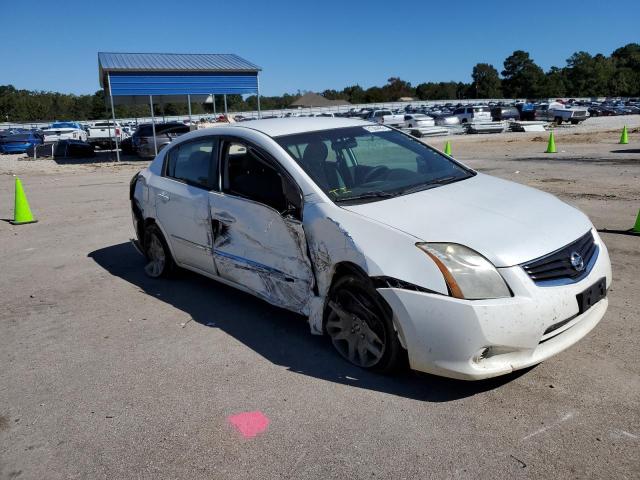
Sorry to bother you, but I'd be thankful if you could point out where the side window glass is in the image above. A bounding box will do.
[165,138,216,189]
[223,142,289,213]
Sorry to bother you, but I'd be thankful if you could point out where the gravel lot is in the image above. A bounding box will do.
[1,116,639,479]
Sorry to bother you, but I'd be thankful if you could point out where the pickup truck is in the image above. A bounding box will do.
[87,121,123,149]
[535,102,590,125]
[365,109,404,126]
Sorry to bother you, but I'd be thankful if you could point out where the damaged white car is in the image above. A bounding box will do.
[129,118,611,380]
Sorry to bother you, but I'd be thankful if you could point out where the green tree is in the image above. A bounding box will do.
[341,85,366,103]
[471,63,502,98]
[502,50,547,98]
[382,77,415,100]
[544,66,567,97]
[565,52,615,97]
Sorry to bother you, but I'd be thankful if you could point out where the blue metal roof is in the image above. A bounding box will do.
[98,52,261,73]
[108,72,258,97]
[98,52,261,102]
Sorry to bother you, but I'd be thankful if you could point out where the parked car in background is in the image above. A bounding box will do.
[490,106,520,121]
[432,113,461,126]
[132,122,190,158]
[0,130,44,154]
[120,136,135,155]
[87,121,123,149]
[515,102,536,121]
[42,122,87,142]
[535,102,590,124]
[130,117,611,380]
[453,106,492,123]
[403,114,435,128]
[365,109,405,126]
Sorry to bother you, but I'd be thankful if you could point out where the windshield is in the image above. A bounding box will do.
[275,125,474,204]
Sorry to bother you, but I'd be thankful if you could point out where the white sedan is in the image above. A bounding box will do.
[129,118,611,380]
[403,114,435,128]
[41,122,88,142]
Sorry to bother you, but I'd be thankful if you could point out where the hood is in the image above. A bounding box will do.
[342,173,593,267]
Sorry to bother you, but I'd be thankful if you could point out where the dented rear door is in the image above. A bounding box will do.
[209,192,315,314]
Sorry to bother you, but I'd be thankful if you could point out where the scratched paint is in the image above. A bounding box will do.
[228,411,270,438]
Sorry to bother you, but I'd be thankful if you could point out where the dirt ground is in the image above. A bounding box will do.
[0,116,639,479]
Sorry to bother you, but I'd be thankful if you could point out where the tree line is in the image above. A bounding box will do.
[1,43,638,122]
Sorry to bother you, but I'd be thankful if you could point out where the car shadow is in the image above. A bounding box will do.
[88,242,531,402]
[52,150,145,165]
[610,148,640,154]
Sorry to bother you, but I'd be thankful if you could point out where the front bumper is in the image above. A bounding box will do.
[378,232,612,380]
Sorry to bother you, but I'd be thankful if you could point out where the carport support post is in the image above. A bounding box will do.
[212,94,216,116]
[187,94,192,126]
[257,75,262,119]
[224,94,228,116]
[107,74,120,162]
[149,95,158,157]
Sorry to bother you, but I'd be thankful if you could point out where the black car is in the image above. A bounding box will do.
[491,106,520,121]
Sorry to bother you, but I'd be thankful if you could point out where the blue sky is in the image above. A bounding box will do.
[1,0,638,96]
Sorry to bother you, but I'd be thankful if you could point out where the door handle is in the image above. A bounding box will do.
[157,191,170,202]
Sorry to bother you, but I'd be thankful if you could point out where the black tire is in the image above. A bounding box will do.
[325,274,405,373]
[143,223,175,278]
[555,117,563,125]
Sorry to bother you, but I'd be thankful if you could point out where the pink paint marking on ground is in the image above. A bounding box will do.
[228,411,270,438]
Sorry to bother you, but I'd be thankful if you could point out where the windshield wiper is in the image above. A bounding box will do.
[430,175,460,185]
[335,191,397,203]
[399,175,463,196]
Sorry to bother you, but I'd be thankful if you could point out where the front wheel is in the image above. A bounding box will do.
[325,274,405,372]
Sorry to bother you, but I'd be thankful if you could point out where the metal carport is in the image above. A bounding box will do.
[98,52,262,161]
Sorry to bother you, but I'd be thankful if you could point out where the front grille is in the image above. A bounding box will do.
[521,231,596,283]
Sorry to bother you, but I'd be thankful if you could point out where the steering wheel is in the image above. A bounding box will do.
[363,166,389,184]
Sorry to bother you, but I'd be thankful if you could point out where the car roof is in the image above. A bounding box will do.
[235,117,370,137]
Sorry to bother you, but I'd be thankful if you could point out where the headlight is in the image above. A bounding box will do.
[416,243,511,300]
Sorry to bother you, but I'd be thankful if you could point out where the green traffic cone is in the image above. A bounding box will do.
[444,140,452,156]
[10,177,37,225]
[545,132,557,153]
[620,125,629,145]
[633,209,640,233]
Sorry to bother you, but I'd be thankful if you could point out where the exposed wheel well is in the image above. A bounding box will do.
[324,261,393,327]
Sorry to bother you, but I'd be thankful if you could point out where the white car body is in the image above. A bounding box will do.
[403,114,435,128]
[87,121,122,147]
[130,117,611,380]
[535,102,590,124]
[453,106,492,123]
[42,123,88,142]
[366,109,405,126]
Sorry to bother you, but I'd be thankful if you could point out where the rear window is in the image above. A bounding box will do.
[136,125,154,136]
[473,107,490,112]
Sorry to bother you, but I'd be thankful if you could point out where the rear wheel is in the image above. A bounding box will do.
[143,224,175,278]
[555,117,563,125]
[325,274,405,372]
